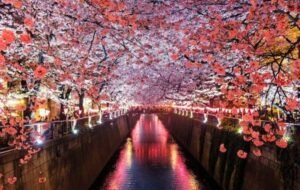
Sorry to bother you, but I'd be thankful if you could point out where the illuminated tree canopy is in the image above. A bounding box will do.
[0,0,299,107]
[0,0,299,186]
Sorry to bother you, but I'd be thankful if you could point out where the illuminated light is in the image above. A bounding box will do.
[39,108,50,117]
[36,138,43,145]
[64,108,68,114]
[170,144,178,170]
[125,138,133,167]
[72,119,77,132]
[97,111,102,124]
[237,127,243,134]
[190,111,193,118]
[109,112,113,120]
[216,118,222,128]
[72,129,79,134]
[239,108,243,114]
[6,99,24,107]
[245,108,249,113]
[238,118,243,123]
[11,112,19,117]
[83,97,92,114]
[283,134,292,142]
[203,114,208,123]
[88,116,92,128]
[39,86,49,94]
[89,108,99,113]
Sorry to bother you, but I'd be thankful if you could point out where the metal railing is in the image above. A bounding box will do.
[129,109,299,136]
[0,110,127,153]
[174,110,299,137]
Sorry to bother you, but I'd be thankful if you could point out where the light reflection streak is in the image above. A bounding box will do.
[101,114,202,190]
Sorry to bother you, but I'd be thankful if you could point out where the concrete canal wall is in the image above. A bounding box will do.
[0,114,140,190]
[159,113,300,190]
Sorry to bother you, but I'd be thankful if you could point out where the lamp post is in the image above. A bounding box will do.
[190,110,193,118]
[97,110,102,124]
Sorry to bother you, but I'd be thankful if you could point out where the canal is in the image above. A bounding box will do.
[90,114,218,190]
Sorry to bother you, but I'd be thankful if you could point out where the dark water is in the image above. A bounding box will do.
[91,114,216,190]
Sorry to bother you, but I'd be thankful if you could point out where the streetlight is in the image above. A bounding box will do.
[97,110,102,124]
[203,114,208,123]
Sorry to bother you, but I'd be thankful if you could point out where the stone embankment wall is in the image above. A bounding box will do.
[0,113,140,190]
[159,113,300,190]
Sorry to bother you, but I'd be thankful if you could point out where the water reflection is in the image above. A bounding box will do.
[96,114,206,190]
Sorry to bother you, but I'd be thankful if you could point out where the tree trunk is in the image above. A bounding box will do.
[78,88,85,117]
[59,103,66,120]
[23,97,32,120]
[59,86,72,120]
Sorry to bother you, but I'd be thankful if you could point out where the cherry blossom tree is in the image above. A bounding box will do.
[0,0,299,187]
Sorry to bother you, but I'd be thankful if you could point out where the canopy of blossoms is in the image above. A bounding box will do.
[0,0,299,186]
[1,0,299,108]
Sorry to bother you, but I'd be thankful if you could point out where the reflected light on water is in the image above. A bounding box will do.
[126,138,133,168]
[99,114,203,190]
